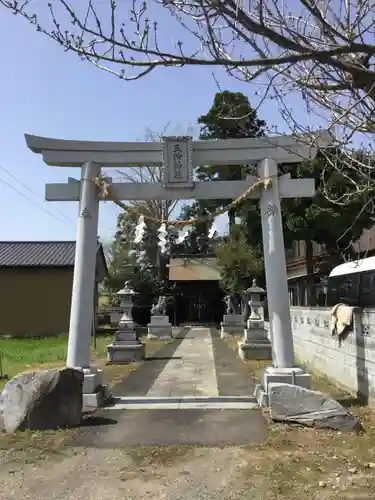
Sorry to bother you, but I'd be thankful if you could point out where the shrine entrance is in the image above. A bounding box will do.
[24,131,330,407]
[169,256,224,325]
[187,296,208,323]
[180,283,224,325]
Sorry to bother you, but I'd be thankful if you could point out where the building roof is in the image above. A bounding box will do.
[329,256,375,278]
[0,241,106,268]
[169,257,221,281]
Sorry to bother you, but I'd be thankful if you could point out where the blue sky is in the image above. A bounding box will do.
[0,5,313,244]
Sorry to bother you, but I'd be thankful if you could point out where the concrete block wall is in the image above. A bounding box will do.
[290,306,375,404]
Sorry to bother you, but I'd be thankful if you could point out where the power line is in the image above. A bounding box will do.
[0,176,73,227]
[0,163,74,224]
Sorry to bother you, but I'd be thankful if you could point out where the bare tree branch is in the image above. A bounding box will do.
[110,123,195,221]
[2,1,374,125]
[2,0,375,202]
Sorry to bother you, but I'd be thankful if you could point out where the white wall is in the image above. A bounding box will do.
[290,306,375,404]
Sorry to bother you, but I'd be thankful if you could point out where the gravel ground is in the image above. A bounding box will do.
[0,445,258,500]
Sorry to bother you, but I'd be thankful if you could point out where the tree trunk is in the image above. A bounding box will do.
[228,208,236,232]
[305,239,316,306]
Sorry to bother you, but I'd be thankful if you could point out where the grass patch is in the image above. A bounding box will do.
[223,331,375,498]
[0,335,114,391]
[0,334,117,461]
[0,333,170,391]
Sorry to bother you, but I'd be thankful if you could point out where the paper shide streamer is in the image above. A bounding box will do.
[133,215,220,249]
[134,215,146,244]
[176,225,192,245]
[208,220,218,239]
[157,223,168,254]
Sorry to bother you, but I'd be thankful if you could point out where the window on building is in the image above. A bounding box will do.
[286,240,305,260]
[297,241,304,257]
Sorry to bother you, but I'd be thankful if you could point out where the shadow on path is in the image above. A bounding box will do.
[110,326,190,398]
[210,328,257,397]
[73,408,267,448]
[80,416,118,427]
[145,356,183,361]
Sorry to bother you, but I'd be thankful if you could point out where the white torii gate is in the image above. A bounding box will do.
[25,132,330,407]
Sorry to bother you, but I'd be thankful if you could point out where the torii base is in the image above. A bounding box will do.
[254,365,311,408]
[82,368,112,409]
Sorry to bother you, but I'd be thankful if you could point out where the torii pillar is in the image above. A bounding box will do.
[66,161,109,407]
[255,158,311,406]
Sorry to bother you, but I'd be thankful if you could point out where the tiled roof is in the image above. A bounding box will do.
[0,241,78,267]
[169,257,221,281]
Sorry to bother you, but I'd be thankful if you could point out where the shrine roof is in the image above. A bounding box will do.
[169,257,221,281]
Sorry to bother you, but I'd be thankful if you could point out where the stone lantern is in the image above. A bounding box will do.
[247,279,265,328]
[117,282,135,326]
[238,279,272,361]
[107,282,145,364]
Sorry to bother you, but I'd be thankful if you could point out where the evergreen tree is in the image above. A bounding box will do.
[281,150,375,304]
[181,90,266,250]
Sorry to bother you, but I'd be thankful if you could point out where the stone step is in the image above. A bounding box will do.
[104,395,258,410]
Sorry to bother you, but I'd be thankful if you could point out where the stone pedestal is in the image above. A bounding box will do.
[82,367,111,408]
[107,323,145,364]
[147,315,172,340]
[107,283,145,364]
[220,314,244,338]
[238,318,272,361]
[254,366,311,407]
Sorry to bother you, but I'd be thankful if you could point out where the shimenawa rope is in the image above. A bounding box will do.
[92,175,273,226]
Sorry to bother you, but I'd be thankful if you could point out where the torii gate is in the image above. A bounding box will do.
[25,132,330,407]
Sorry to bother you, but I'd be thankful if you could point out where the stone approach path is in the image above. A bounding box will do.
[106,326,259,409]
[146,327,218,398]
[72,326,267,447]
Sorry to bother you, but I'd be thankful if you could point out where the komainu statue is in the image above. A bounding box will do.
[151,295,167,316]
[224,295,235,314]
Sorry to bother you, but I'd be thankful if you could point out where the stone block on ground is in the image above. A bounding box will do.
[0,368,84,433]
[107,342,145,364]
[269,383,362,432]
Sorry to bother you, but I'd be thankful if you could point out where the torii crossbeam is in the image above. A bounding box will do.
[46,173,314,201]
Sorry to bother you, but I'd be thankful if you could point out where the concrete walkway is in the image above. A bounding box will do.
[146,327,218,398]
[107,327,258,410]
[73,326,267,447]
